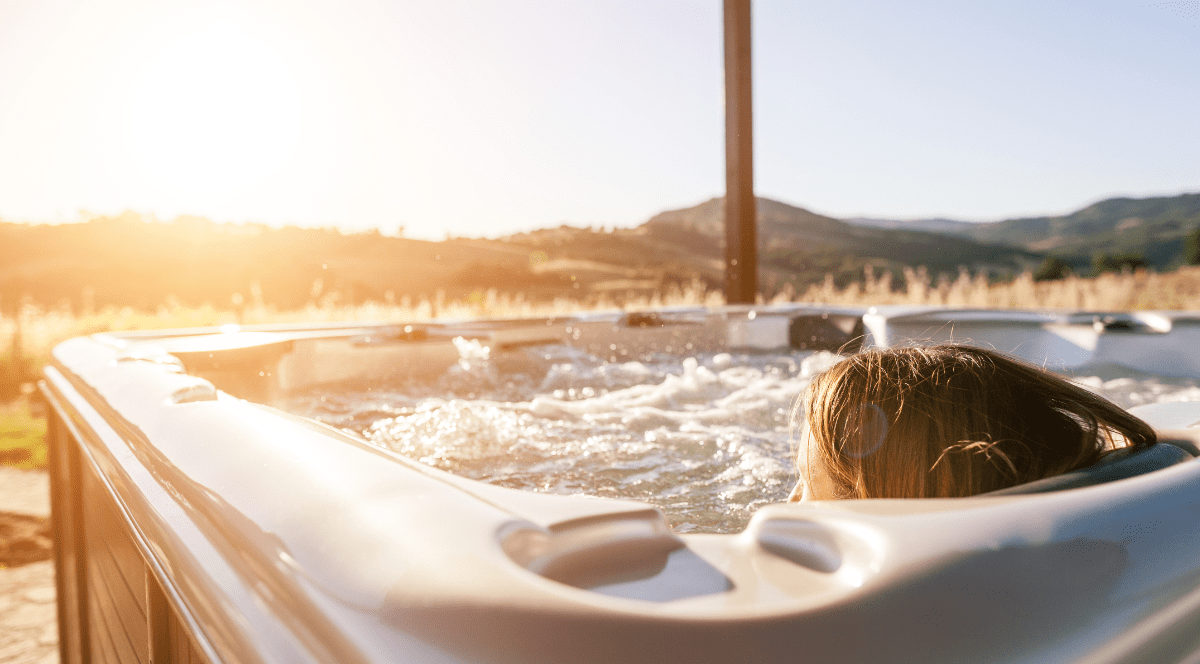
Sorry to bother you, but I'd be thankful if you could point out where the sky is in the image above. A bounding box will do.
[0,0,1197,240]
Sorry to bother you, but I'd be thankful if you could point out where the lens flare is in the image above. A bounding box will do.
[124,21,302,207]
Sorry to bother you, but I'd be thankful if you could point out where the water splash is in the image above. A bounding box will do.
[283,348,1200,533]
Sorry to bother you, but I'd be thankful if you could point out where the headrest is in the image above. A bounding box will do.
[985,442,1194,496]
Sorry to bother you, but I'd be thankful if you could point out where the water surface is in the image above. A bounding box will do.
[284,342,1200,533]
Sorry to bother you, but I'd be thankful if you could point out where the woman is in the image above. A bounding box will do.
[790,345,1156,501]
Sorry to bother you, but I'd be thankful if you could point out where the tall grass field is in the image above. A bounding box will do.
[4,266,1199,469]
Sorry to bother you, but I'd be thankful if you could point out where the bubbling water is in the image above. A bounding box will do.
[284,344,1200,534]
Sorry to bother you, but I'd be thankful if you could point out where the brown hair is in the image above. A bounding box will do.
[795,345,1156,499]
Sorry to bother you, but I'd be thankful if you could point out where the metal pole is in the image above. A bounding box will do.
[724,0,757,304]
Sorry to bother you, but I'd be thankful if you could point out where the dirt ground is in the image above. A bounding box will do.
[0,466,58,664]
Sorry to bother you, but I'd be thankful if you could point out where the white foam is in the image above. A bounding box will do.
[284,346,1197,534]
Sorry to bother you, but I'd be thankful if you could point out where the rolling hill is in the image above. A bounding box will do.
[638,197,1042,290]
[845,217,975,234]
[848,192,1200,270]
[1,198,1043,313]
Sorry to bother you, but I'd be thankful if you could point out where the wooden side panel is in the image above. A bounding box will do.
[169,605,208,664]
[49,411,89,664]
[49,383,214,664]
[147,567,171,664]
[149,567,210,664]
[82,464,149,664]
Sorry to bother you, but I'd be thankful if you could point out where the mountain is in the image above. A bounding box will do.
[846,217,976,234]
[0,213,578,313]
[958,193,1200,268]
[851,193,1200,270]
[638,197,1042,291]
[0,198,1042,313]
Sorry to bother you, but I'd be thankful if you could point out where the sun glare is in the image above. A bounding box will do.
[124,22,302,207]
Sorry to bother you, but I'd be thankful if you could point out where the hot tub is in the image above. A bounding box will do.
[40,305,1200,664]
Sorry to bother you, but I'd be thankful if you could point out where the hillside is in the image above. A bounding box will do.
[0,213,572,313]
[0,212,727,313]
[0,199,1042,313]
[963,193,1200,268]
[846,217,975,234]
[850,192,1200,269]
[641,197,1042,290]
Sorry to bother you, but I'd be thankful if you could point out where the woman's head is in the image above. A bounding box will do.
[791,345,1156,500]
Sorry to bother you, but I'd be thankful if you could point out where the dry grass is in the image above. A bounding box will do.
[5,267,1200,366]
[777,266,1200,311]
[0,283,720,404]
[0,283,721,365]
[4,266,1200,468]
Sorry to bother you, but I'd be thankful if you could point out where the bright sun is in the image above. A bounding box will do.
[124,22,303,207]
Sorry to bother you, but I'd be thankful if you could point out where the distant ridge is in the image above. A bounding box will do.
[6,192,1195,312]
[640,197,1041,288]
[847,192,1200,269]
[845,217,975,234]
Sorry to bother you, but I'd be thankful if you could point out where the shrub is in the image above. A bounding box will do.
[1185,228,1200,266]
[1033,256,1070,281]
[1092,251,1147,275]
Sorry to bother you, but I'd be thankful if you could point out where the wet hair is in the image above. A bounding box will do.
[795,345,1157,499]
